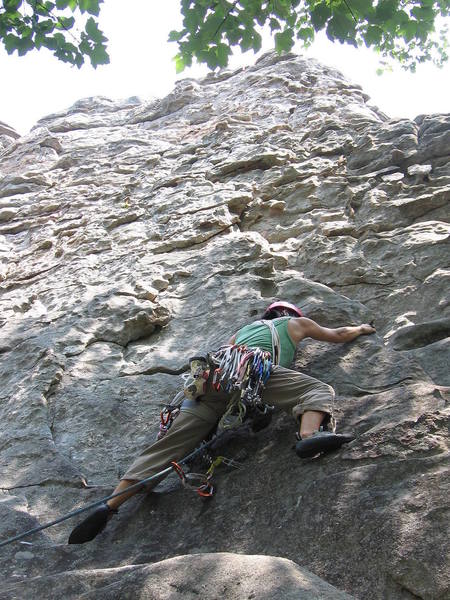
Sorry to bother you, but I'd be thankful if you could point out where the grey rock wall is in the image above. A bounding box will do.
[0,52,449,599]
[0,121,20,152]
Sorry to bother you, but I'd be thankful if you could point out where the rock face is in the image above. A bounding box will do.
[0,121,20,152]
[4,553,355,599]
[0,52,448,600]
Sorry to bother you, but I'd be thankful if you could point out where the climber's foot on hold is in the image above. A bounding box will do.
[68,503,117,544]
[295,431,355,458]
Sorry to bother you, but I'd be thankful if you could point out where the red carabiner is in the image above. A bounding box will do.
[213,368,222,391]
[160,410,171,426]
[171,461,186,484]
[197,481,214,497]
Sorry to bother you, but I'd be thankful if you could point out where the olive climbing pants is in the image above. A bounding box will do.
[122,365,335,483]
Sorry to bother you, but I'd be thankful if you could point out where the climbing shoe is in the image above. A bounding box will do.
[183,356,209,400]
[295,431,354,458]
[68,503,117,544]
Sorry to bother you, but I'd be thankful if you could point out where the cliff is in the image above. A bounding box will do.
[0,52,449,599]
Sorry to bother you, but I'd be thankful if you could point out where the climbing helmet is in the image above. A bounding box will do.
[264,301,303,318]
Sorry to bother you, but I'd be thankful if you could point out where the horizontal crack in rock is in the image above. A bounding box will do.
[119,363,189,377]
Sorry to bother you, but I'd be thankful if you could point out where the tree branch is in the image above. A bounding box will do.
[342,0,358,23]
[213,0,239,39]
[33,0,80,44]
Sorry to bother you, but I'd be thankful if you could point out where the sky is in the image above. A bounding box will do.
[1,0,449,136]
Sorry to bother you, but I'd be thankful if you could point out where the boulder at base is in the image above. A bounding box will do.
[3,552,355,600]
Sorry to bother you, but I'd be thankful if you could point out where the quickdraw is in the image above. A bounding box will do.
[171,461,214,497]
[170,452,243,498]
[209,344,274,431]
[157,390,184,440]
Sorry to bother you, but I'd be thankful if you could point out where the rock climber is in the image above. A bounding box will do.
[68,301,376,544]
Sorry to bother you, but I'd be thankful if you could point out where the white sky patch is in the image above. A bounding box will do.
[1,0,449,135]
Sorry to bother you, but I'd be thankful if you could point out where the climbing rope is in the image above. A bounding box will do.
[1,340,277,548]
[0,432,231,549]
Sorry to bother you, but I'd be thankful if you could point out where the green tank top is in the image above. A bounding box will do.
[235,317,297,368]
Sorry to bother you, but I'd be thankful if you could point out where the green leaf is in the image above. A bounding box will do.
[416,20,432,42]
[4,33,20,53]
[203,12,224,41]
[364,24,383,45]
[310,3,332,30]
[4,0,22,11]
[391,9,410,26]
[286,11,297,28]
[296,26,314,42]
[375,0,398,22]
[326,12,356,42]
[74,53,84,68]
[256,12,267,27]
[35,31,45,48]
[168,29,185,42]
[252,30,262,52]
[55,16,75,30]
[269,17,281,32]
[79,0,101,16]
[216,42,231,67]
[226,26,242,45]
[183,8,200,32]
[89,43,109,67]
[17,36,34,55]
[205,48,219,69]
[240,27,255,51]
[37,19,55,34]
[272,0,291,20]
[411,6,436,21]
[79,36,91,54]
[19,24,32,37]
[53,31,66,45]
[399,20,417,42]
[85,16,105,42]
[42,36,58,50]
[348,0,374,15]
[274,28,294,52]
[174,53,186,74]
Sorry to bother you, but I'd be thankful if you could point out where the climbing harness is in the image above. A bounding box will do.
[159,320,281,438]
[167,340,277,496]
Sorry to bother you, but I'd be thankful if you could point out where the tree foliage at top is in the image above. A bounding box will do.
[0,0,108,67]
[0,0,449,72]
[171,0,449,72]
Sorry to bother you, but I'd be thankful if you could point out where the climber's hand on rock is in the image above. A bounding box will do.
[359,323,376,335]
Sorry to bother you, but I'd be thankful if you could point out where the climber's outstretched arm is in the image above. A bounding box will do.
[288,318,375,345]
